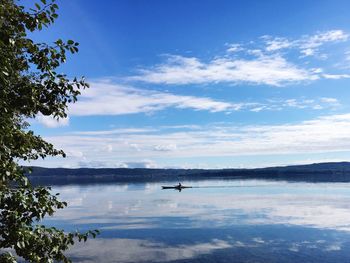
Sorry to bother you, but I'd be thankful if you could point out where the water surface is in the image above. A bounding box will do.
[47,179,350,262]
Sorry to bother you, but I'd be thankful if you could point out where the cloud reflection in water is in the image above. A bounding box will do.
[50,180,350,232]
[46,180,350,262]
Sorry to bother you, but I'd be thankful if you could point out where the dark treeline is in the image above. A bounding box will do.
[27,162,350,185]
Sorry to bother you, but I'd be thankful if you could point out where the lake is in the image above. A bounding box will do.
[46,179,350,262]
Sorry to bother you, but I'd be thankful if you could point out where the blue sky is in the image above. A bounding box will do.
[28,0,350,168]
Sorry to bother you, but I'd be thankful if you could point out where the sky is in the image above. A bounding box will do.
[27,0,350,169]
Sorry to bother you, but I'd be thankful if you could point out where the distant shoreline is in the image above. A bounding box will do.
[27,161,350,185]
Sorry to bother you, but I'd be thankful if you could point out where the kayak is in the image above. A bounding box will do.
[162,185,192,190]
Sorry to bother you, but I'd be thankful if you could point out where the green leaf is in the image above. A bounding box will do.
[0,0,93,261]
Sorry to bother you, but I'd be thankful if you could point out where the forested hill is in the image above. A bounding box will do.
[27,162,350,184]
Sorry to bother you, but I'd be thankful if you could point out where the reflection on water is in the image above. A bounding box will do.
[46,179,350,262]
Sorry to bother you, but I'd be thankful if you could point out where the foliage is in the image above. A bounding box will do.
[0,0,98,261]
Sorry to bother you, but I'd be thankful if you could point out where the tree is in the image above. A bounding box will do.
[0,0,98,262]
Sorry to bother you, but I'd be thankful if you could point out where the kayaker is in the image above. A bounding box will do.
[178,183,182,187]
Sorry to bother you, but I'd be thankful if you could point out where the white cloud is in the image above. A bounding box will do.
[260,97,339,111]
[299,30,349,56]
[104,144,113,152]
[320,97,339,104]
[161,125,201,130]
[300,48,315,57]
[263,36,293,51]
[123,160,158,168]
[36,114,69,128]
[345,51,350,61]
[226,43,243,53]
[129,30,350,86]
[153,144,177,152]
[277,97,338,110]
[130,54,318,86]
[72,128,157,135]
[69,81,242,116]
[250,106,266,112]
[263,30,349,57]
[66,82,338,118]
[77,159,158,169]
[31,112,350,168]
[323,73,350,79]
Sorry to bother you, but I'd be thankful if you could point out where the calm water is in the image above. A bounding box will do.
[46,179,350,263]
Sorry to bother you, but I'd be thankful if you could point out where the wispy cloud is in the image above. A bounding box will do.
[71,128,157,136]
[298,30,349,56]
[263,29,349,56]
[129,54,318,86]
[129,30,349,86]
[322,73,350,79]
[226,43,244,53]
[30,112,350,167]
[254,97,340,111]
[78,159,158,169]
[264,37,293,52]
[69,81,241,116]
[60,81,340,118]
